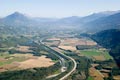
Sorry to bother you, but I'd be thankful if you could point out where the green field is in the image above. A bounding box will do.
[0,57,26,66]
[0,52,10,58]
[80,49,101,56]
[0,53,27,66]
[101,51,113,60]
[87,76,94,80]
[79,49,112,60]
[0,48,9,51]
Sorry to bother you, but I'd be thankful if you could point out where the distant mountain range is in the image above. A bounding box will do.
[81,11,120,23]
[83,11,120,32]
[0,10,120,34]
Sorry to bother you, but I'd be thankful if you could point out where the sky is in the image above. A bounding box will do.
[0,0,120,18]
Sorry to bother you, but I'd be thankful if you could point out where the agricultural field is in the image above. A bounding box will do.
[0,48,9,52]
[0,53,28,72]
[16,46,33,53]
[58,46,76,51]
[59,38,97,46]
[18,55,55,69]
[58,38,97,51]
[0,42,56,72]
[113,75,120,80]
[46,38,61,41]
[78,49,112,61]
[44,37,97,51]
[87,76,94,80]
[76,47,114,79]
[43,40,60,47]
[0,53,55,72]
[89,67,104,80]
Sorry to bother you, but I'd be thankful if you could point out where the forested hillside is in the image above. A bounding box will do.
[91,29,120,67]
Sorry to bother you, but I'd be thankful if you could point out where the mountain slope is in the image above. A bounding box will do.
[79,10,120,24]
[83,12,120,32]
[91,29,120,67]
[0,12,37,34]
[1,12,33,26]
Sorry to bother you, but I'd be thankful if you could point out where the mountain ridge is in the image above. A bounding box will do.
[0,10,120,34]
[83,12,120,32]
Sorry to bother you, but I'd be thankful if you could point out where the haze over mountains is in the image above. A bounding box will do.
[0,10,120,34]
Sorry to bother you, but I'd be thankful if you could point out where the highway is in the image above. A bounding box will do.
[59,55,77,80]
[37,39,77,80]
[51,47,77,80]
[37,40,67,72]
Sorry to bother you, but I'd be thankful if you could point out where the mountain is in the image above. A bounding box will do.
[80,11,120,23]
[0,10,120,34]
[0,12,34,26]
[91,29,120,67]
[51,16,81,29]
[58,16,80,23]
[34,17,58,23]
[4,12,28,21]
[83,12,120,32]
[0,12,37,34]
[34,16,81,30]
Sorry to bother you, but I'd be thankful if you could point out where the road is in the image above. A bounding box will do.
[46,46,67,73]
[36,40,67,72]
[51,47,77,80]
[60,55,77,80]
[37,39,77,80]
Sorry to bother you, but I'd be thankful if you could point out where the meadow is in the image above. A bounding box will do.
[79,49,112,61]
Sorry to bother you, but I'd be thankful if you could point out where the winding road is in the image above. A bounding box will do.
[37,39,77,80]
[46,46,77,80]
[58,51,77,80]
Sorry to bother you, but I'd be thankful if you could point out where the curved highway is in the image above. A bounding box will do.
[47,47,77,80]
[59,55,77,80]
[37,39,77,80]
[52,48,77,80]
